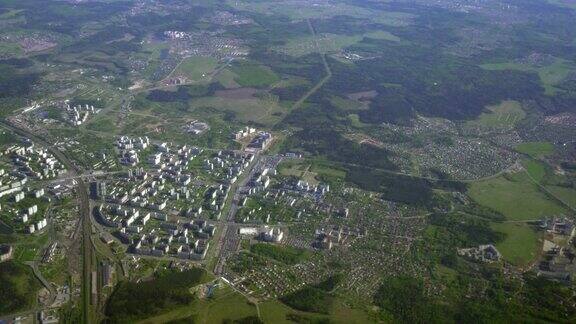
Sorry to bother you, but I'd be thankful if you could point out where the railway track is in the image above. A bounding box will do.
[0,120,95,323]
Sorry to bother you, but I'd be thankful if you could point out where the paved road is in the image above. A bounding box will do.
[289,19,332,112]
[213,154,262,274]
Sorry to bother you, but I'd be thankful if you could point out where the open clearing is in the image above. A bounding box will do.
[173,56,219,82]
[481,58,576,95]
[279,161,320,186]
[231,63,279,88]
[227,0,415,26]
[522,159,548,183]
[214,68,241,89]
[189,96,285,126]
[515,141,555,158]
[545,185,576,208]
[260,299,373,324]
[469,171,569,265]
[469,172,567,221]
[466,100,525,130]
[140,283,371,324]
[0,42,22,57]
[279,159,347,184]
[138,285,257,324]
[492,222,541,266]
[215,87,259,100]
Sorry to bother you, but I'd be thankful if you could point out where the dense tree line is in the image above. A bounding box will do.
[147,83,222,103]
[0,261,39,315]
[282,126,397,171]
[0,64,40,99]
[281,286,333,314]
[105,268,208,323]
[374,271,576,323]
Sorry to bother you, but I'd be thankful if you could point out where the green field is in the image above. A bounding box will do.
[85,115,118,134]
[466,100,526,130]
[469,173,567,221]
[329,95,366,111]
[12,233,49,262]
[227,0,414,26]
[173,56,219,82]
[260,300,307,324]
[231,63,279,88]
[188,96,285,126]
[262,298,373,324]
[491,222,541,266]
[214,68,241,89]
[310,162,347,181]
[0,130,17,145]
[278,159,347,184]
[140,282,373,324]
[522,159,548,183]
[546,185,576,208]
[515,142,555,158]
[279,161,321,185]
[481,58,576,95]
[0,42,22,57]
[469,171,568,265]
[55,51,124,73]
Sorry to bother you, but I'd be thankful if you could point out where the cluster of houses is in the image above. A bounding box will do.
[247,132,273,151]
[313,226,366,250]
[0,142,63,234]
[95,204,215,260]
[457,244,502,263]
[2,143,66,180]
[110,139,255,215]
[164,30,189,40]
[294,179,330,197]
[537,217,576,283]
[26,217,48,234]
[168,30,249,59]
[238,226,285,243]
[245,167,275,193]
[232,126,257,140]
[234,156,334,225]
[19,203,48,234]
[204,149,255,187]
[64,102,99,126]
[132,219,213,260]
[209,11,254,26]
[539,217,575,237]
[116,136,151,166]
[539,240,575,283]
[90,138,265,261]
[182,120,209,135]
[231,127,273,151]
